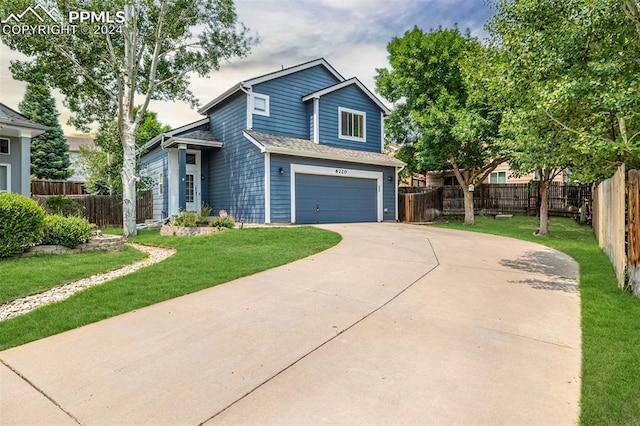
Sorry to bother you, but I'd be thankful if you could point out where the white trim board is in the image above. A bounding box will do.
[0,163,10,192]
[290,163,382,224]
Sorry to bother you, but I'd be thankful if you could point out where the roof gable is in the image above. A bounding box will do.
[0,102,49,132]
[302,78,390,114]
[243,58,344,87]
[141,118,210,151]
[197,58,345,115]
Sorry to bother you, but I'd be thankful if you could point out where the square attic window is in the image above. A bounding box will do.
[252,93,269,116]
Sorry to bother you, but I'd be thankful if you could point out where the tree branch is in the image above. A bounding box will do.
[135,0,167,128]
[53,45,115,100]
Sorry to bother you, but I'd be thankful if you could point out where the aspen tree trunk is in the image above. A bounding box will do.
[121,122,137,237]
[121,4,138,238]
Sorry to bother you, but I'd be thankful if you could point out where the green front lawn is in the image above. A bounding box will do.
[0,246,147,304]
[435,216,640,426]
[0,227,341,350]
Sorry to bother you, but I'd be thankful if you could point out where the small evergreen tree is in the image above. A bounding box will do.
[19,84,71,180]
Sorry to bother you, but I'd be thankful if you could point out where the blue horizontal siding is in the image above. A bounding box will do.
[252,65,341,139]
[318,84,382,153]
[208,92,264,222]
[269,154,397,223]
[140,147,168,220]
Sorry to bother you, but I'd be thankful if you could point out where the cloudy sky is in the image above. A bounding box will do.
[0,0,495,135]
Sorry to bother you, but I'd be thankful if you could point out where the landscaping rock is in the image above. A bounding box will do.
[0,243,175,321]
[20,235,126,258]
[160,225,222,236]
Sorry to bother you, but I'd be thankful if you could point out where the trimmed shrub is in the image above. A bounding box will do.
[42,215,93,248]
[211,216,235,229]
[170,210,199,227]
[0,193,46,258]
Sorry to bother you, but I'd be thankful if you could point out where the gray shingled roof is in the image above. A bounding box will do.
[176,129,221,142]
[0,102,48,130]
[245,130,404,168]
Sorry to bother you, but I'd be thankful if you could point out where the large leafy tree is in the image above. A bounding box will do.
[18,83,71,180]
[376,27,505,225]
[0,0,253,236]
[80,109,170,195]
[488,0,640,178]
[463,44,584,236]
[498,108,582,235]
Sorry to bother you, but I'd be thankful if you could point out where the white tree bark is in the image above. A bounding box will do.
[121,121,138,237]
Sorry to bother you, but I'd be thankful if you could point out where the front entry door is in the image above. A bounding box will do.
[185,151,201,212]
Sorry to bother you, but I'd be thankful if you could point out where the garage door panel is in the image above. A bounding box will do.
[295,174,377,224]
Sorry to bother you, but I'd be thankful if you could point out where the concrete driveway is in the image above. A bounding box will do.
[1,223,581,425]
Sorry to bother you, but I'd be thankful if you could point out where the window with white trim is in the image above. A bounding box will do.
[0,138,9,155]
[0,164,10,192]
[490,171,507,184]
[339,107,366,142]
[158,172,164,195]
[252,93,270,116]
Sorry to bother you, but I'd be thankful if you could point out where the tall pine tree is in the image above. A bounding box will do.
[19,84,71,180]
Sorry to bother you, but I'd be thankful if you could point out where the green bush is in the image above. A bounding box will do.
[211,216,235,229]
[45,195,85,216]
[0,193,46,258]
[170,210,199,227]
[42,215,93,248]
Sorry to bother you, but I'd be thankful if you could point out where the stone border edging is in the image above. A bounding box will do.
[0,243,176,322]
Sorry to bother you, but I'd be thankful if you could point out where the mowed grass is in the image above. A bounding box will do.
[434,215,640,426]
[0,227,341,350]
[0,246,147,304]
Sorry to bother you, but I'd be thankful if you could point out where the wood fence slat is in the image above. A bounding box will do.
[31,191,153,227]
[31,179,87,195]
[628,169,640,295]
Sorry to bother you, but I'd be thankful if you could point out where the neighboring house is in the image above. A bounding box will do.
[0,103,48,197]
[406,162,565,187]
[141,58,404,224]
[66,135,95,182]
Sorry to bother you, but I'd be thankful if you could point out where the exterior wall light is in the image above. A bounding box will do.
[278,167,284,175]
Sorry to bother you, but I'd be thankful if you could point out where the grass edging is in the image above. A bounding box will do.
[0,245,147,305]
[0,227,341,351]
[433,216,640,425]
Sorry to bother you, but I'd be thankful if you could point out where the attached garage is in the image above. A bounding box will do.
[291,164,382,224]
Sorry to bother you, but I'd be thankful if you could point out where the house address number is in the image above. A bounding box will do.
[335,169,348,175]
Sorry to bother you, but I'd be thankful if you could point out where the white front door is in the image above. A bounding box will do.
[185,151,201,212]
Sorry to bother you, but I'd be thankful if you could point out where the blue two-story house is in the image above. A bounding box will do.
[141,58,404,224]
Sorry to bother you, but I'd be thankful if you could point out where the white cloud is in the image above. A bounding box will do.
[0,0,494,134]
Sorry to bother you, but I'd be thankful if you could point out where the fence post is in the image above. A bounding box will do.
[629,169,640,295]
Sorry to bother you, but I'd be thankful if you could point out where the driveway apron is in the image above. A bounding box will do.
[0,223,581,425]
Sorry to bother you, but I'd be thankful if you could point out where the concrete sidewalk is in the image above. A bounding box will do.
[0,223,581,425]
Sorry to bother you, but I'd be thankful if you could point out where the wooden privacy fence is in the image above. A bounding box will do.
[592,165,640,295]
[32,191,153,227]
[398,187,443,222]
[440,183,591,216]
[629,170,640,293]
[31,179,87,195]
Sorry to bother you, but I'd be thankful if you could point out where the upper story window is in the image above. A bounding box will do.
[339,107,366,142]
[252,93,270,116]
[0,138,9,155]
[490,171,507,184]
